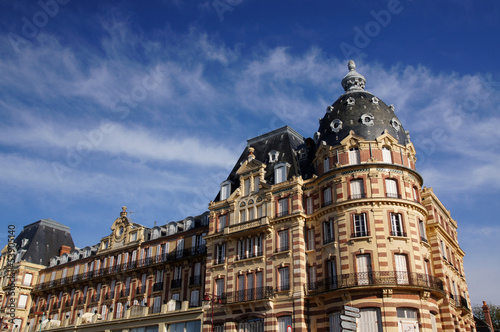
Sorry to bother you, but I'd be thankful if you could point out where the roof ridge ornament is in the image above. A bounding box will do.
[341,60,366,92]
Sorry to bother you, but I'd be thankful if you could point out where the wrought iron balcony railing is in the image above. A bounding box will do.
[386,193,402,199]
[348,193,366,200]
[390,231,407,237]
[189,275,202,286]
[351,231,370,238]
[171,279,182,289]
[308,272,444,294]
[235,251,263,261]
[152,282,163,292]
[222,286,274,304]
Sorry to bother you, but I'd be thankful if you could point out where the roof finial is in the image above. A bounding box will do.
[348,60,356,71]
[342,60,366,92]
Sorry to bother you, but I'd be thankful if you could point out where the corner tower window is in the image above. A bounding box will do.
[349,148,360,165]
[382,146,392,163]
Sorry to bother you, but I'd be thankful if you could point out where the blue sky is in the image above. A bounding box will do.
[0,0,499,305]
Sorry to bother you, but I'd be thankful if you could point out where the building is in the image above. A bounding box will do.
[12,60,475,332]
[27,207,209,332]
[203,61,475,331]
[0,219,75,331]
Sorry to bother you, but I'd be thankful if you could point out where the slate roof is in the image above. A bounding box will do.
[215,126,315,201]
[14,219,75,266]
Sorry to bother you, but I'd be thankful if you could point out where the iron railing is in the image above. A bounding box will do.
[171,279,182,289]
[235,251,263,261]
[309,272,444,294]
[152,282,163,292]
[390,231,406,237]
[386,193,402,199]
[222,286,274,304]
[189,275,202,286]
[348,193,366,200]
[34,245,207,291]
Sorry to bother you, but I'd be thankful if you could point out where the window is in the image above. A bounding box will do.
[419,220,427,242]
[254,176,260,193]
[190,290,199,307]
[153,296,162,313]
[278,230,289,252]
[441,240,447,260]
[23,273,33,286]
[239,318,264,332]
[275,162,287,184]
[385,178,399,198]
[390,213,405,237]
[359,308,382,332]
[278,267,290,291]
[323,187,332,206]
[215,243,226,265]
[214,325,225,332]
[307,229,315,250]
[220,181,231,200]
[382,146,392,163]
[244,178,250,196]
[349,147,360,165]
[308,265,316,290]
[277,198,288,217]
[323,220,334,244]
[350,179,365,199]
[278,316,292,332]
[323,156,330,173]
[353,213,368,237]
[215,279,224,297]
[329,312,341,332]
[240,210,246,223]
[306,197,313,214]
[395,254,409,285]
[413,186,419,202]
[18,294,28,309]
[430,312,438,332]
[248,208,254,221]
[327,260,337,289]
[397,308,419,332]
[218,215,227,233]
[357,254,372,285]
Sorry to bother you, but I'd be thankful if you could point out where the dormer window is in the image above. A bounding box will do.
[274,162,288,184]
[268,150,280,163]
[349,147,360,165]
[244,178,250,196]
[253,176,260,193]
[21,238,29,247]
[220,181,231,200]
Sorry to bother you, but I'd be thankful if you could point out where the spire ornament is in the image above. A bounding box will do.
[341,60,366,92]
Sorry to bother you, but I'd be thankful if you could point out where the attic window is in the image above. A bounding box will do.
[274,162,288,184]
[102,241,109,249]
[361,113,374,126]
[391,118,401,131]
[330,119,343,133]
[269,150,280,163]
[21,238,29,247]
[347,97,355,105]
[220,181,231,200]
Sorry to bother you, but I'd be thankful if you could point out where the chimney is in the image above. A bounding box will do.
[483,301,494,332]
[59,245,71,256]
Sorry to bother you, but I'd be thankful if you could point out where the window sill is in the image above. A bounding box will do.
[349,236,372,244]
[388,235,410,243]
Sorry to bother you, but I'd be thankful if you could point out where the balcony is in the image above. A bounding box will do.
[390,231,407,237]
[351,231,370,238]
[227,217,270,235]
[420,236,428,243]
[32,245,207,292]
[223,286,274,304]
[189,275,202,286]
[275,244,289,253]
[235,251,263,261]
[308,272,444,294]
[324,235,335,245]
[322,200,333,208]
[276,284,290,292]
[171,279,182,289]
[152,282,163,292]
[348,193,366,200]
[136,285,146,295]
[276,210,289,218]
[105,292,115,300]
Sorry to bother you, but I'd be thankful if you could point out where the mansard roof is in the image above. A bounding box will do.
[215,126,315,201]
[14,218,75,266]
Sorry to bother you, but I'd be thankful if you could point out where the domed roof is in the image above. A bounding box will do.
[316,61,409,147]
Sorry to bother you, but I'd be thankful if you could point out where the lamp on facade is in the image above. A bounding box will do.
[203,293,223,332]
